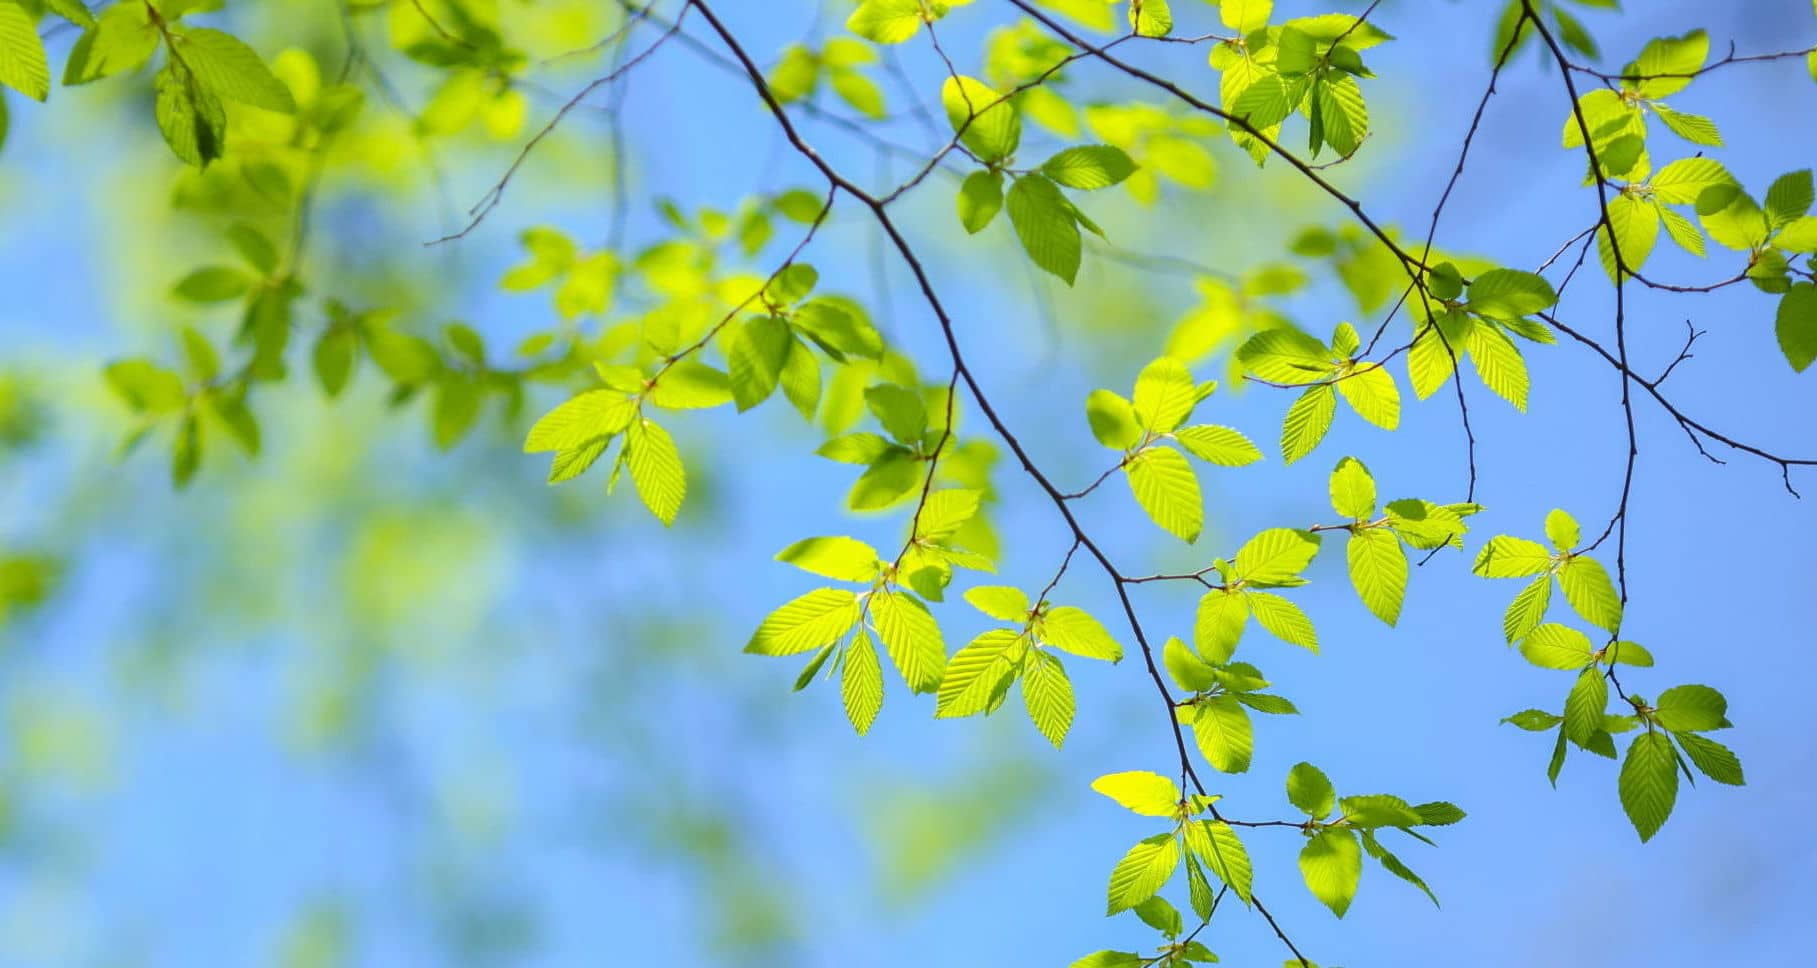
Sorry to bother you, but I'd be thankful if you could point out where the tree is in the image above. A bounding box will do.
[0,0,1813,964]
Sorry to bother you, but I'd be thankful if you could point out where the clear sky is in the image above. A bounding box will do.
[0,1,1812,966]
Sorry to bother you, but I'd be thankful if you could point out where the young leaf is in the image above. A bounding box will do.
[747,588,862,656]
[965,585,1030,621]
[1184,819,1253,902]
[846,0,923,44]
[1125,445,1203,543]
[1503,575,1552,644]
[1328,456,1376,519]
[1173,425,1261,466]
[842,630,884,734]
[942,75,1021,163]
[1347,528,1407,626]
[957,169,1004,234]
[937,628,1024,719]
[1043,145,1139,190]
[1086,389,1143,449]
[1286,762,1335,818]
[1106,834,1181,915]
[1558,556,1622,633]
[1132,356,1197,432]
[869,590,946,693]
[1234,528,1321,585]
[1191,695,1254,773]
[1040,606,1124,662]
[626,418,686,525]
[1006,174,1082,284]
[1091,770,1182,817]
[1298,829,1362,917]
[1246,592,1318,651]
[1281,385,1336,464]
[1619,731,1679,841]
[775,536,880,582]
[1519,624,1594,671]
[1195,589,1248,664]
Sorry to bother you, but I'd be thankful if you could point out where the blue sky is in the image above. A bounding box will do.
[0,1,1813,966]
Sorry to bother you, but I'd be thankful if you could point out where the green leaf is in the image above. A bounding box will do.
[1630,29,1707,99]
[1133,356,1197,432]
[1338,793,1424,828]
[1162,636,1216,693]
[1347,528,1406,626]
[1191,695,1253,773]
[1651,157,1735,206]
[1237,328,1332,384]
[1558,556,1622,633]
[941,75,1020,163]
[916,489,981,541]
[956,169,1004,234]
[1280,385,1335,464]
[728,315,791,411]
[0,1,51,100]
[1544,509,1580,551]
[1652,104,1722,146]
[648,361,733,410]
[1619,731,1679,841]
[1195,590,1248,664]
[846,0,923,44]
[842,630,884,734]
[1598,192,1660,280]
[1766,170,1814,228]
[1247,592,1317,650]
[1132,895,1182,937]
[1184,819,1252,903]
[937,628,1025,718]
[1043,145,1138,190]
[1219,0,1271,33]
[1287,762,1335,818]
[1777,284,1817,372]
[525,391,634,453]
[863,383,926,444]
[174,28,297,112]
[776,536,880,582]
[1235,528,1321,585]
[1467,323,1529,411]
[1127,0,1172,37]
[1298,829,1362,917]
[1126,445,1202,543]
[1504,709,1562,731]
[1467,269,1557,318]
[1503,575,1552,644]
[1327,456,1376,519]
[1359,829,1438,907]
[1564,667,1608,745]
[1672,731,1744,786]
[1091,770,1182,817]
[1022,649,1075,747]
[747,588,862,656]
[870,590,946,693]
[847,449,920,510]
[1173,425,1261,466]
[313,327,357,397]
[1315,74,1367,157]
[64,5,158,86]
[172,265,251,302]
[1040,605,1123,662]
[1519,624,1593,671]
[1605,640,1655,667]
[1335,364,1399,430]
[1070,953,1142,968]
[1777,216,1817,253]
[1473,535,1553,578]
[626,418,685,524]
[965,585,1029,621]
[1654,684,1729,732]
[1106,834,1180,915]
[154,64,228,167]
[1006,174,1081,284]
[1086,389,1143,449]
